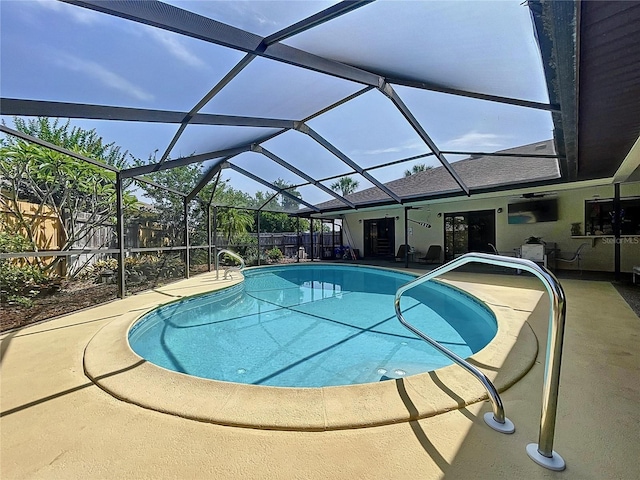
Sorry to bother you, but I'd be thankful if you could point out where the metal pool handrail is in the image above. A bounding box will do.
[216,249,245,280]
[394,252,567,471]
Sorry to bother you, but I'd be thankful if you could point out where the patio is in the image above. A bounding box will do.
[1,268,638,479]
[1,1,639,478]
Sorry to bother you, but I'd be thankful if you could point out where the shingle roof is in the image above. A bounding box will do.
[314,140,559,211]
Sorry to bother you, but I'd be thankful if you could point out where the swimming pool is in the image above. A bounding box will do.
[129,264,497,388]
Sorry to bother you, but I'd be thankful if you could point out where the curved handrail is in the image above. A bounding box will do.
[216,249,246,279]
[394,252,567,469]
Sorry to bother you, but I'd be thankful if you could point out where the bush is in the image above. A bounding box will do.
[0,229,36,253]
[229,232,257,259]
[77,258,118,280]
[77,254,186,285]
[266,247,283,263]
[243,246,265,266]
[125,254,184,281]
[0,229,58,306]
[0,261,51,302]
[190,249,209,266]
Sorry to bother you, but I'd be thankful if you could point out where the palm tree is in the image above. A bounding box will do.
[217,207,254,243]
[404,163,432,177]
[330,176,359,196]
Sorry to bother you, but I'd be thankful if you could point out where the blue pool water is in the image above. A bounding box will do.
[129,265,497,388]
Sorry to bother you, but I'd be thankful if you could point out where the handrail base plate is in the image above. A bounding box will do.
[483,412,515,434]
[526,443,566,471]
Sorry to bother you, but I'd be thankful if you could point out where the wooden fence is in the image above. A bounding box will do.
[1,200,346,274]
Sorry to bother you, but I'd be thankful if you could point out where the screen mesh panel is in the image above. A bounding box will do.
[286,0,549,102]
[0,1,246,111]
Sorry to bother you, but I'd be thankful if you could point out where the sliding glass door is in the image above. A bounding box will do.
[363,218,395,258]
[444,210,496,261]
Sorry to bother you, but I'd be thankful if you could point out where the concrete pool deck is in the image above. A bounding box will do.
[1,268,639,479]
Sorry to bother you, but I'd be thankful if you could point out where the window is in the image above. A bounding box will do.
[585,198,640,235]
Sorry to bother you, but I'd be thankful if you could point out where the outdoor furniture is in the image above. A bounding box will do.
[395,244,410,262]
[419,245,442,264]
[488,243,520,273]
[519,242,558,270]
[556,243,589,273]
[488,243,517,256]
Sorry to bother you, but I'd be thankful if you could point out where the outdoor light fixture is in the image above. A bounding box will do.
[437,213,442,218]
[497,208,503,213]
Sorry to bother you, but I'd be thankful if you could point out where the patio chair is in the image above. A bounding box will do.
[395,244,410,262]
[556,243,589,273]
[488,243,521,274]
[419,245,442,264]
[488,243,517,256]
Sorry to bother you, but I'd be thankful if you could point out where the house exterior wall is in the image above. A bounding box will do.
[339,181,640,273]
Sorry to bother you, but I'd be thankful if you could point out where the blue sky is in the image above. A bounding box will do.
[1,0,554,206]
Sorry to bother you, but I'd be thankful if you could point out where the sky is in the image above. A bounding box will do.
[0,0,555,207]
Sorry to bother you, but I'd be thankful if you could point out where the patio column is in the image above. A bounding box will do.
[115,172,126,298]
[404,206,410,268]
[310,219,314,261]
[213,206,219,277]
[207,204,212,272]
[614,183,621,280]
[332,219,336,259]
[184,197,190,279]
[256,209,261,266]
[296,216,300,263]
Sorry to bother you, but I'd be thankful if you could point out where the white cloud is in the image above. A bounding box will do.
[146,29,206,69]
[444,131,509,150]
[198,1,279,30]
[55,53,154,102]
[33,0,101,25]
[353,140,424,156]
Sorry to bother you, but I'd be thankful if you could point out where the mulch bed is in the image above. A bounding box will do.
[0,276,194,333]
[0,264,227,333]
[1,280,119,332]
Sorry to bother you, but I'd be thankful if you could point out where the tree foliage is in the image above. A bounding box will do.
[330,176,359,196]
[272,178,302,212]
[254,178,310,233]
[217,207,255,243]
[403,163,432,177]
[130,164,199,245]
[1,117,321,281]
[258,211,309,233]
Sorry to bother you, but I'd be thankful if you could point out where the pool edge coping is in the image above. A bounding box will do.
[83,267,539,431]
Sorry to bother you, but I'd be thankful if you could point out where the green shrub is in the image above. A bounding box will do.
[0,262,50,297]
[0,229,57,305]
[0,229,36,253]
[243,246,265,266]
[125,254,184,280]
[228,232,257,259]
[190,249,208,266]
[266,247,283,262]
[78,254,186,285]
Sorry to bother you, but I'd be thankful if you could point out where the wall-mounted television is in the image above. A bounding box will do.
[508,199,558,224]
